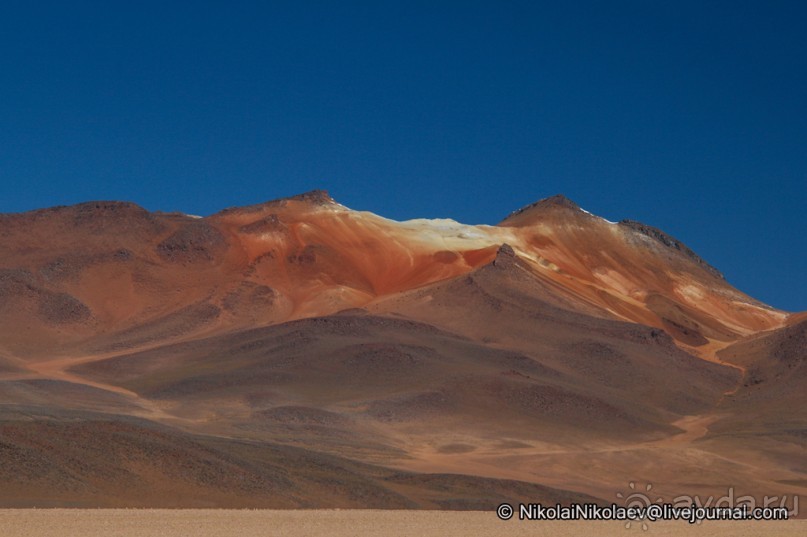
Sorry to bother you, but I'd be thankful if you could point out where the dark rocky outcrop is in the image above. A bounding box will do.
[156,222,227,263]
[492,243,517,269]
[619,219,724,280]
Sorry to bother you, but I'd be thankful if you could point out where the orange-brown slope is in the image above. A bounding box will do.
[208,191,502,319]
[0,407,600,509]
[495,195,788,357]
[0,193,500,358]
[52,250,783,507]
[57,246,741,470]
[675,319,807,505]
[369,246,741,423]
[0,191,790,361]
[0,202,235,356]
[713,317,807,430]
[67,310,738,444]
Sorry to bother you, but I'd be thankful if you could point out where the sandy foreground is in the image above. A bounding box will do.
[0,510,803,537]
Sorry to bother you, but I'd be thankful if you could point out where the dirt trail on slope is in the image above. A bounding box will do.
[0,351,177,421]
[649,414,719,446]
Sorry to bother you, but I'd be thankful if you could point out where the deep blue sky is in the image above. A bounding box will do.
[0,1,805,311]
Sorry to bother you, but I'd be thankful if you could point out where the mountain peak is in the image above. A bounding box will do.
[535,194,581,210]
[214,190,338,217]
[285,189,335,205]
[498,194,582,226]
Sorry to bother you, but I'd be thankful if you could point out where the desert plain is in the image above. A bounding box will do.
[0,510,805,537]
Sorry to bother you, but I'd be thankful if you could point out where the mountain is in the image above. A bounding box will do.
[0,191,802,509]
